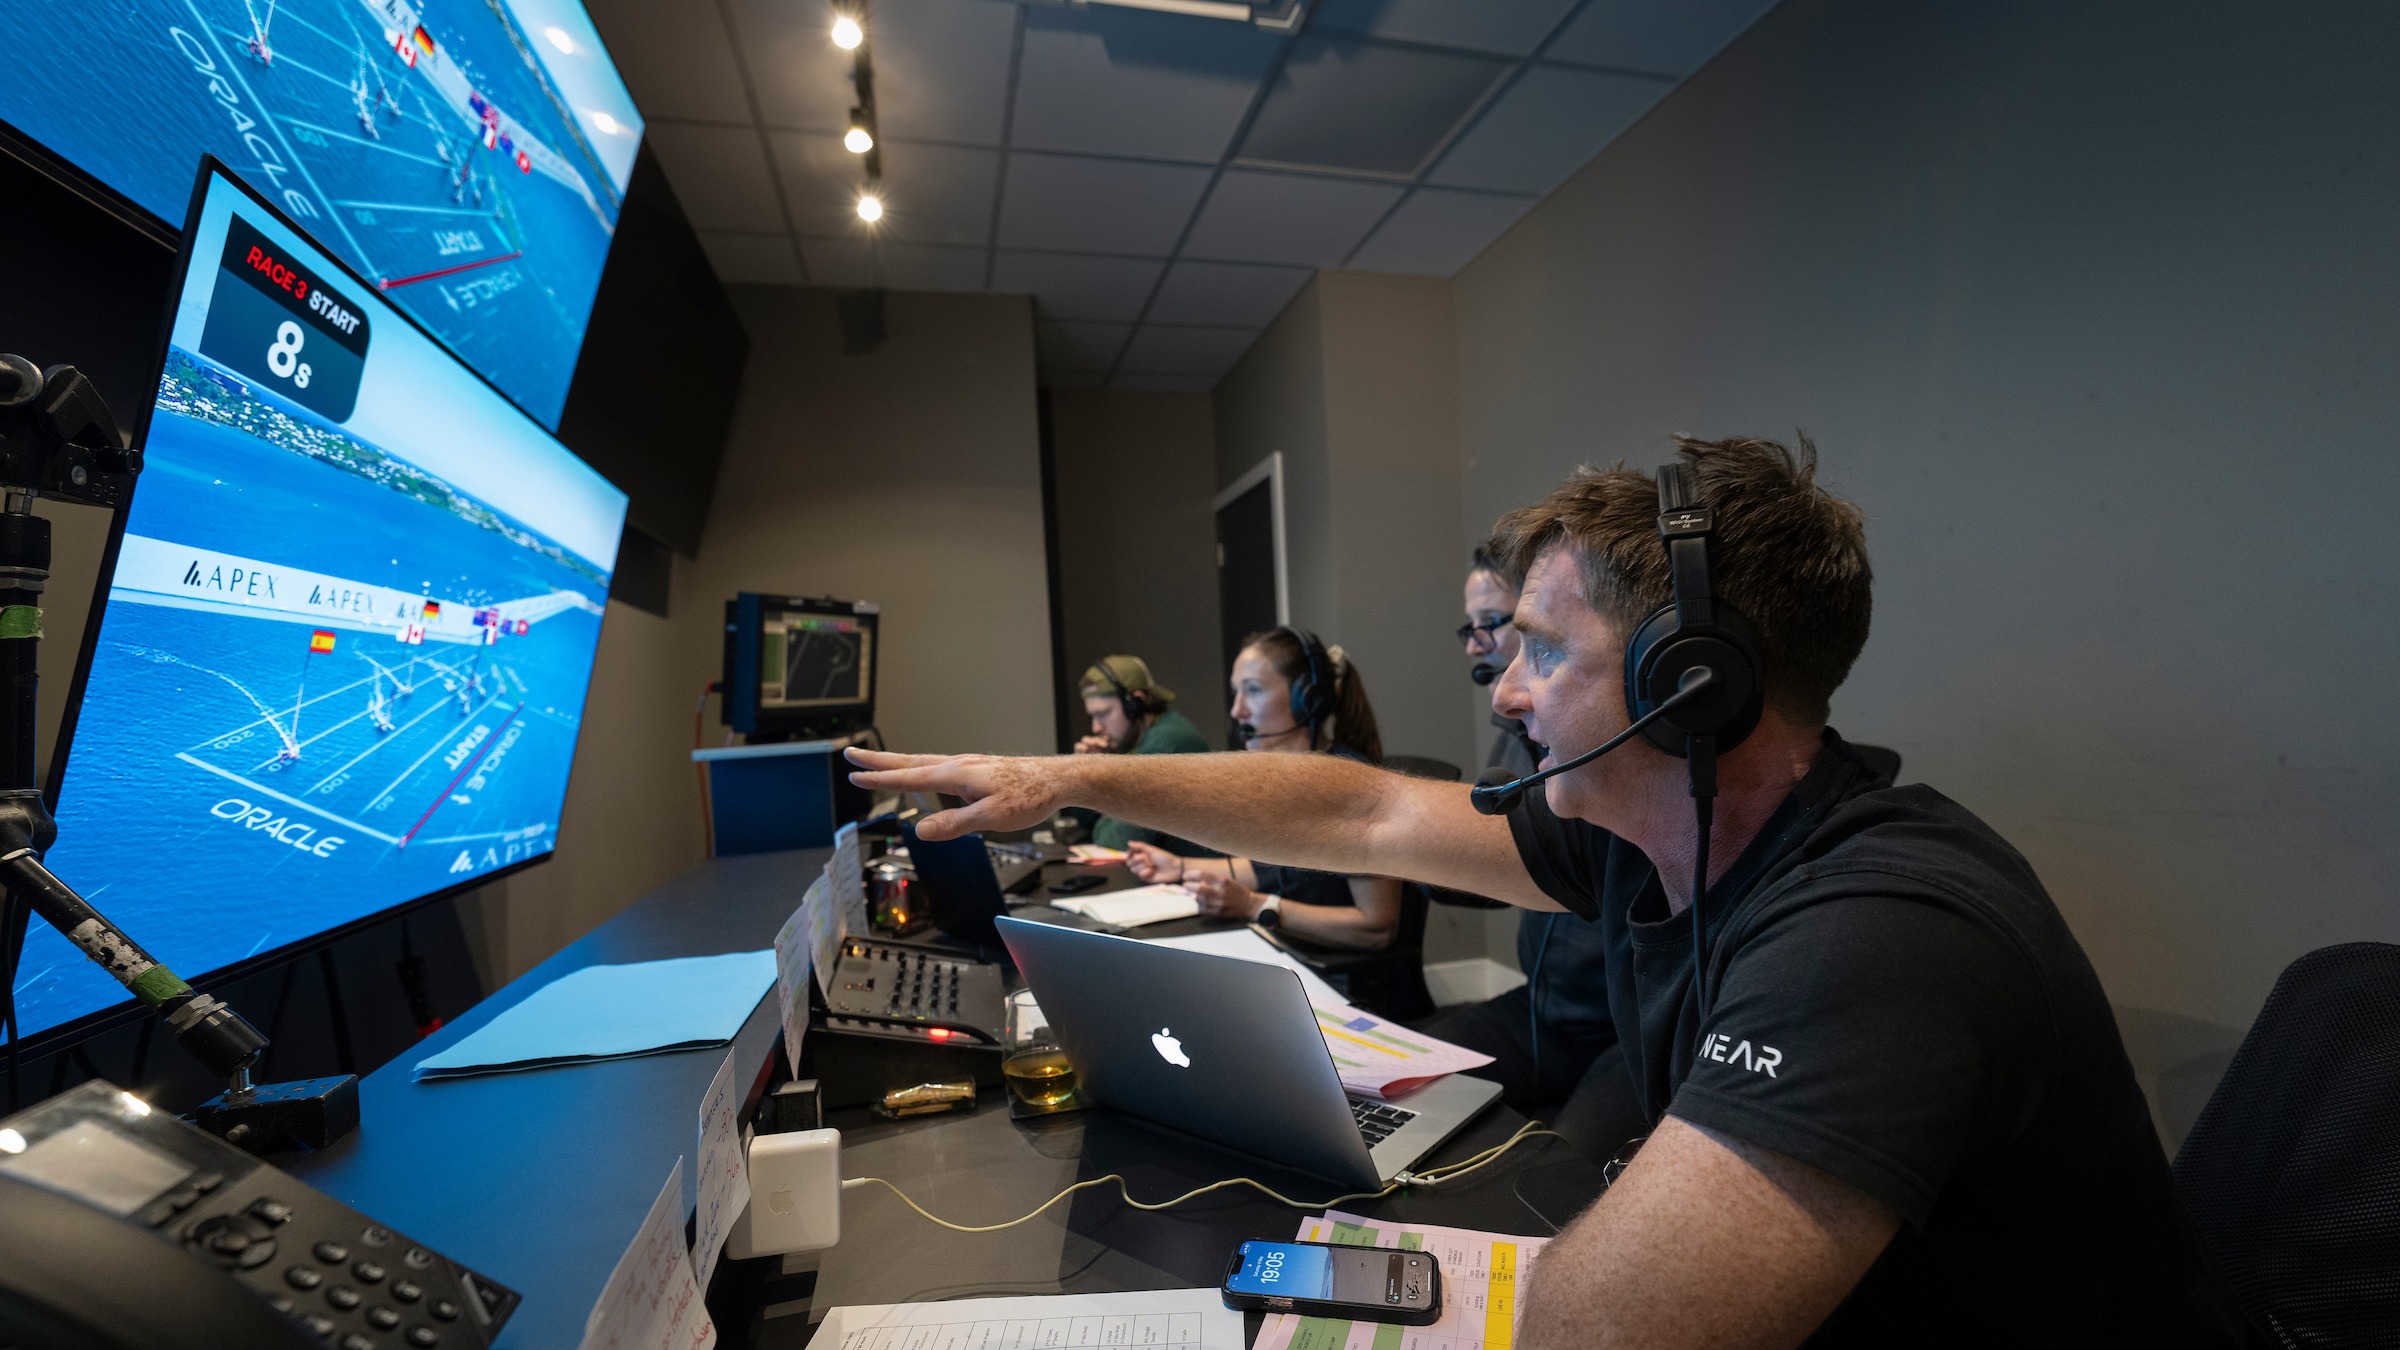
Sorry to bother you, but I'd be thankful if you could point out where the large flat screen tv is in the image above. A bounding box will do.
[8,160,627,1045]
[0,0,644,429]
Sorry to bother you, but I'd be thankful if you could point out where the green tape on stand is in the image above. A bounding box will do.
[130,965,191,1006]
[0,606,38,640]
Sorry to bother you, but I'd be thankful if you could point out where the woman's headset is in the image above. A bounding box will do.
[1270,625,1337,745]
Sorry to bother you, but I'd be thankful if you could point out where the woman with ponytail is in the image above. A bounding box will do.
[1124,628,1401,951]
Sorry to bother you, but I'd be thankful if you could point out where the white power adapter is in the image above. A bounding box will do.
[726,1127,843,1260]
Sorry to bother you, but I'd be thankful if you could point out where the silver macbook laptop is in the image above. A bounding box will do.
[997,916,1500,1190]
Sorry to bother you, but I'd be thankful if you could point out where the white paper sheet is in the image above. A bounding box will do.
[1051,883,1202,929]
[805,1288,1241,1350]
[832,821,869,934]
[802,870,848,1003]
[693,1049,750,1292]
[1140,928,1342,1005]
[579,1158,717,1350]
[772,893,815,1074]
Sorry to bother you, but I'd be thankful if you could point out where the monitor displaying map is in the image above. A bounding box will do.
[0,0,644,428]
[9,163,627,1043]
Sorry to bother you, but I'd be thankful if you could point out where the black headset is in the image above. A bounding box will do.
[1271,625,1336,744]
[1469,459,1765,1018]
[1091,661,1156,727]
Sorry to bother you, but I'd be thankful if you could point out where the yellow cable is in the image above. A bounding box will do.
[847,1120,1565,1234]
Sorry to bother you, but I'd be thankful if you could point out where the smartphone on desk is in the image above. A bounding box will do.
[1221,1238,1442,1323]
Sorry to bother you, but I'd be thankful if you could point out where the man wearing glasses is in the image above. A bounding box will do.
[1424,542,1645,1161]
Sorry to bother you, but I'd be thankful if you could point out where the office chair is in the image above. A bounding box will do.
[2172,942,2400,1348]
[1272,883,1435,1020]
[1383,755,1463,783]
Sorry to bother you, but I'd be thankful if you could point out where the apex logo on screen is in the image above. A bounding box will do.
[198,215,372,422]
[1151,1028,1191,1068]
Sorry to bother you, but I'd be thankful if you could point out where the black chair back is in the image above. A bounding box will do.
[2173,942,2400,1347]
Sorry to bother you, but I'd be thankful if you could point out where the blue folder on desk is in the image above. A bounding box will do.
[414,950,778,1081]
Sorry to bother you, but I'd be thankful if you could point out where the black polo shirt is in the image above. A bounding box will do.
[1508,731,2244,1347]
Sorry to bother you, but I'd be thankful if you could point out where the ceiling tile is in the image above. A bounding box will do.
[773,133,1000,244]
[996,153,1212,255]
[1240,36,1508,177]
[1146,260,1311,327]
[867,0,1022,145]
[1182,170,1404,267]
[798,236,880,288]
[1038,320,1133,373]
[1426,65,1669,195]
[991,252,1165,322]
[582,0,752,123]
[644,122,787,232]
[1344,187,1535,276]
[1011,6,1283,162]
[1545,0,1782,77]
[725,0,853,134]
[697,231,804,286]
[1109,373,1217,392]
[1117,324,1261,377]
[1308,0,1579,59]
[876,241,992,291]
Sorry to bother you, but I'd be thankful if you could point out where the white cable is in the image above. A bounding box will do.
[845,1120,1565,1234]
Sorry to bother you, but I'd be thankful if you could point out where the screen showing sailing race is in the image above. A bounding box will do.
[9,165,628,1041]
[0,0,643,428]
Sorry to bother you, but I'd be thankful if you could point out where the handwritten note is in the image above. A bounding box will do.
[693,1049,750,1292]
[803,864,847,1004]
[832,821,868,934]
[772,883,820,1073]
[579,1158,716,1350]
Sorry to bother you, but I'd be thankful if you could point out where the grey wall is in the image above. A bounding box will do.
[474,287,1051,981]
[1215,273,1510,965]
[1451,0,2400,1038]
[1051,389,1228,749]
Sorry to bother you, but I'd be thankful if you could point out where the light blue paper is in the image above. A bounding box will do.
[414,950,778,1081]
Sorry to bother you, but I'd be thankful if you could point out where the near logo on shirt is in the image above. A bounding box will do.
[1698,1033,1783,1077]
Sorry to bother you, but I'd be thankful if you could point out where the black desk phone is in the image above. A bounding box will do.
[0,1081,516,1349]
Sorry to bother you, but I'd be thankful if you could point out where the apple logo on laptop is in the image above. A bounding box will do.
[1151,1027,1192,1068]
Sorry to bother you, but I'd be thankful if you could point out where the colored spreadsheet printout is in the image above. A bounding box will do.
[1252,1214,1549,1350]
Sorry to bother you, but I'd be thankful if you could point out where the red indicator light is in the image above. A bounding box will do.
[926,1028,953,1040]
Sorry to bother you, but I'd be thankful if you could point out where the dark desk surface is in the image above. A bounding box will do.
[286,849,825,1350]
[283,846,1593,1350]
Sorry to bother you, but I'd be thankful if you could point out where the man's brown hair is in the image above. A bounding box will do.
[1490,434,1871,726]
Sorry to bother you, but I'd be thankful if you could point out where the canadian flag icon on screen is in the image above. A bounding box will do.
[397,623,426,646]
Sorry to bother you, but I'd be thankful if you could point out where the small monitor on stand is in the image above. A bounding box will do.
[722,594,879,742]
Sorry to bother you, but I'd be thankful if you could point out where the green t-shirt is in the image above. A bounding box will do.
[1092,708,1210,850]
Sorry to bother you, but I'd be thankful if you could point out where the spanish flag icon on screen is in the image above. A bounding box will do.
[309,630,337,654]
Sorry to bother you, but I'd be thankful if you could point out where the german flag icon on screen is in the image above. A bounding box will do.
[309,630,337,653]
[422,600,441,621]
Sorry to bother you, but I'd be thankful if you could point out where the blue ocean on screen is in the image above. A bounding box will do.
[0,0,642,426]
[10,348,610,1038]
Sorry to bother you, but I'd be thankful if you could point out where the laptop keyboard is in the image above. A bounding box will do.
[1352,1098,1418,1147]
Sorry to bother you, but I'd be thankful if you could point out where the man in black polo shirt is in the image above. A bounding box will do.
[847,436,2243,1347]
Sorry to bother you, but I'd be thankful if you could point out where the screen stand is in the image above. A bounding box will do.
[0,354,356,1152]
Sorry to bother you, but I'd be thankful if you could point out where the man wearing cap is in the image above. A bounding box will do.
[1073,656,1209,851]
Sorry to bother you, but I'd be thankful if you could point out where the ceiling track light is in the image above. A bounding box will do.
[845,108,875,155]
[831,11,864,49]
[857,190,884,223]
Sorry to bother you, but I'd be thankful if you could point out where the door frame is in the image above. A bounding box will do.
[1213,451,1289,627]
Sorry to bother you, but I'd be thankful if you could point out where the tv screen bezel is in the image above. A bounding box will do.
[8,155,626,1058]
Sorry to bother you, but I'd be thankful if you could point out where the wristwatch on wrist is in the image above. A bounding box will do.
[1254,895,1282,929]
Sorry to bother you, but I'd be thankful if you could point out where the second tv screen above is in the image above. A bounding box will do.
[0,0,644,429]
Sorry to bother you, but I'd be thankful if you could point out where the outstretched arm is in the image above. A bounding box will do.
[845,748,1557,909]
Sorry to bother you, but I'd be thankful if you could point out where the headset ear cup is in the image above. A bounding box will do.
[1624,602,1765,757]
